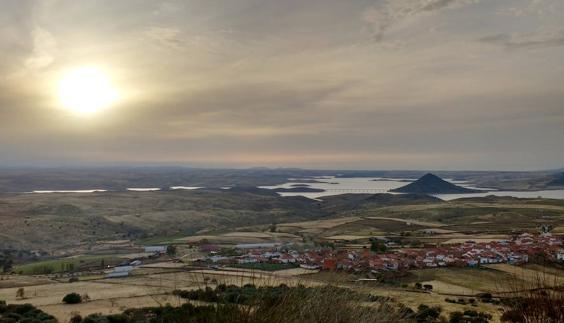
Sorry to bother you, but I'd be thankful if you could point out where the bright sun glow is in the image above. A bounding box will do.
[58,67,118,114]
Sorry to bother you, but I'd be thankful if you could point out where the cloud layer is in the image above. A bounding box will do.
[0,0,563,170]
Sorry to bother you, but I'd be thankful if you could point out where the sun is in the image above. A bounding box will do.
[58,67,118,114]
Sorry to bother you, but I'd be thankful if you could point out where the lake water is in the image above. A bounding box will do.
[261,177,409,199]
[261,176,564,200]
[31,186,203,194]
[26,177,564,201]
[31,189,108,193]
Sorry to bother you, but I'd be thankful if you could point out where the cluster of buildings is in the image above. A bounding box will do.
[105,246,168,278]
[201,233,563,273]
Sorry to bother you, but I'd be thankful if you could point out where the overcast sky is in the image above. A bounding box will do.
[1,0,563,170]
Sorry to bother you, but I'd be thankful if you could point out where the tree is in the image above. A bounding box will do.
[166,245,177,257]
[0,253,13,273]
[63,292,83,304]
[370,240,388,253]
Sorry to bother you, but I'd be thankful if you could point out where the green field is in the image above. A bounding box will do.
[231,263,299,271]
[14,255,121,275]
[137,233,188,246]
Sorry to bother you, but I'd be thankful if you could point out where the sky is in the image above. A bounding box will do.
[1,0,563,170]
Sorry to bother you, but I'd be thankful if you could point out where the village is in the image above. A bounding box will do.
[194,233,563,273]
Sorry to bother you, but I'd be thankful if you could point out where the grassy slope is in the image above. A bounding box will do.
[1,190,563,252]
[0,189,325,251]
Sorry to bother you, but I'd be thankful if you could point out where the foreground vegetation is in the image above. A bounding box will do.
[0,301,56,323]
[77,285,414,323]
[65,284,502,323]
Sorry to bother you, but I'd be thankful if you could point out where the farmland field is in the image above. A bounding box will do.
[485,263,564,285]
[0,268,318,322]
[1,191,563,323]
[13,255,123,275]
[2,254,563,323]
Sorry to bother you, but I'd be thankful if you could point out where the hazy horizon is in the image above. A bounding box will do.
[2,0,564,170]
[0,164,560,173]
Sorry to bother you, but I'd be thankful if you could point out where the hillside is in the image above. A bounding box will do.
[547,172,564,186]
[391,173,480,194]
[2,187,564,254]
[0,189,326,252]
[320,193,442,213]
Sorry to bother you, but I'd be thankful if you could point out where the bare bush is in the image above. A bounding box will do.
[500,267,564,323]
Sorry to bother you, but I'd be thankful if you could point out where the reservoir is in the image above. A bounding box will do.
[262,176,564,200]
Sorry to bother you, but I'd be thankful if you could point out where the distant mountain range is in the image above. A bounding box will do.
[391,173,481,194]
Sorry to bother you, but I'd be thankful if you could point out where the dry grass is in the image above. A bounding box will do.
[251,286,412,323]
[175,231,301,245]
[486,264,564,286]
[40,294,186,322]
[277,217,361,231]
[0,274,57,289]
[443,237,507,244]
[418,280,476,295]
[363,285,503,322]
[499,266,564,323]
[365,217,445,227]
[409,267,516,293]
[266,268,319,277]
[323,234,373,241]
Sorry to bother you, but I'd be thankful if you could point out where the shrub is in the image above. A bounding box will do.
[70,314,83,323]
[476,293,492,302]
[15,288,25,299]
[148,284,415,323]
[82,313,110,323]
[449,310,492,323]
[166,245,177,257]
[0,301,55,322]
[415,304,441,322]
[62,293,82,304]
